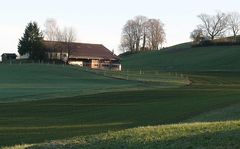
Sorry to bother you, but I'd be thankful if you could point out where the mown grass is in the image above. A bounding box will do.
[7,121,240,149]
[187,103,240,123]
[0,64,188,103]
[88,69,190,87]
[26,121,240,149]
[6,96,240,149]
[1,63,240,148]
[1,76,240,147]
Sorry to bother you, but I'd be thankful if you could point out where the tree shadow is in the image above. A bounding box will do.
[186,104,240,123]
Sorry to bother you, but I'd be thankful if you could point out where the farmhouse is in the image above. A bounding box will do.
[1,53,17,62]
[44,41,121,71]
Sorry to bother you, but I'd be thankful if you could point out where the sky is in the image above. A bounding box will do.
[0,0,240,58]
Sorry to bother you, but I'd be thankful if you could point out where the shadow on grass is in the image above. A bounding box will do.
[0,122,132,148]
[186,103,240,123]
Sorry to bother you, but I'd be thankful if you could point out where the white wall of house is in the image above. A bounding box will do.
[18,53,29,59]
[68,61,83,66]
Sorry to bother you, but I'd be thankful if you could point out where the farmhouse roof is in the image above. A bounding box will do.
[44,41,119,60]
[1,53,17,57]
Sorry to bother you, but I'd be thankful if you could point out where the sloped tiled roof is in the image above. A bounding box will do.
[44,41,119,60]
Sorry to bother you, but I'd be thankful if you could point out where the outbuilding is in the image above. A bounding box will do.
[1,53,17,62]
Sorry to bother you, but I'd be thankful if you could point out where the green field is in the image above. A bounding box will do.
[0,64,188,103]
[0,64,135,102]
[3,71,240,148]
[122,44,240,71]
[2,44,240,148]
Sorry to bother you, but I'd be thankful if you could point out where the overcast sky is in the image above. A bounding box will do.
[0,0,240,56]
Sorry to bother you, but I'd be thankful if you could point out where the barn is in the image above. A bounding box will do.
[44,41,121,71]
[1,53,17,62]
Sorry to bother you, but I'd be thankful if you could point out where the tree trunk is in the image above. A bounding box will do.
[136,39,140,51]
[67,43,70,64]
[142,34,146,51]
[233,31,237,42]
[211,36,214,40]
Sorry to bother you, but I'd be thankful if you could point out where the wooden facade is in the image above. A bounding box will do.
[67,58,121,71]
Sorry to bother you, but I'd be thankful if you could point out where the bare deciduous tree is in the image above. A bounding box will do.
[134,16,148,51]
[120,16,166,52]
[228,12,240,40]
[137,16,149,51]
[44,19,77,62]
[44,18,59,41]
[121,20,137,52]
[198,12,229,40]
[146,19,166,50]
[44,19,61,59]
[62,27,77,61]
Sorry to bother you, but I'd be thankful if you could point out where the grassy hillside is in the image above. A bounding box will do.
[122,44,240,71]
[0,64,188,103]
[1,72,240,147]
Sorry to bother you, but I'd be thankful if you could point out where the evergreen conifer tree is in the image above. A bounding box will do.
[18,22,45,61]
